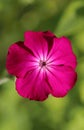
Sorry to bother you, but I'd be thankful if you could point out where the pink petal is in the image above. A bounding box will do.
[42,31,56,54]
[6,41,37,78]
[16,68,50,101]
[42,30,56,37]
[47,37,77,69]
[24,31,55,60]
[46,66,77,97]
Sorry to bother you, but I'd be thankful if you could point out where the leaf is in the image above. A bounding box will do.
[74,31,84,52]
[79,80,84,103]
[55,1,84,36]
[18,2,39,19]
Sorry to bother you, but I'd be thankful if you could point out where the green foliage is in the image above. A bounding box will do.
[55,0,84,36]
[0,0,84,130]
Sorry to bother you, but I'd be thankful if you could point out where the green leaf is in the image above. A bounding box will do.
[55,1,84,36]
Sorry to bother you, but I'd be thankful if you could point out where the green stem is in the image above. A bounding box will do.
[0,78,9,85]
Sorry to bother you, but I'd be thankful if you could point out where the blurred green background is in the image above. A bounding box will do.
[0,0,84,130]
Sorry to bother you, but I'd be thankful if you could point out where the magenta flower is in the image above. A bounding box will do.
[6,31,77,101]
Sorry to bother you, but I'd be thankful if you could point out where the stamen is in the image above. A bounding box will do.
[42,62,46,66]
[39,60,46,67]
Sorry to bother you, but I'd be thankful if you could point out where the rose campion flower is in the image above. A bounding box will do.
[6,31,77,101]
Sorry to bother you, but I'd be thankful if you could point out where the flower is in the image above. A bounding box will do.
[6,31,77,101]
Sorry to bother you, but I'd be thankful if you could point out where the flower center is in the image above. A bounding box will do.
[39,60,46,68]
